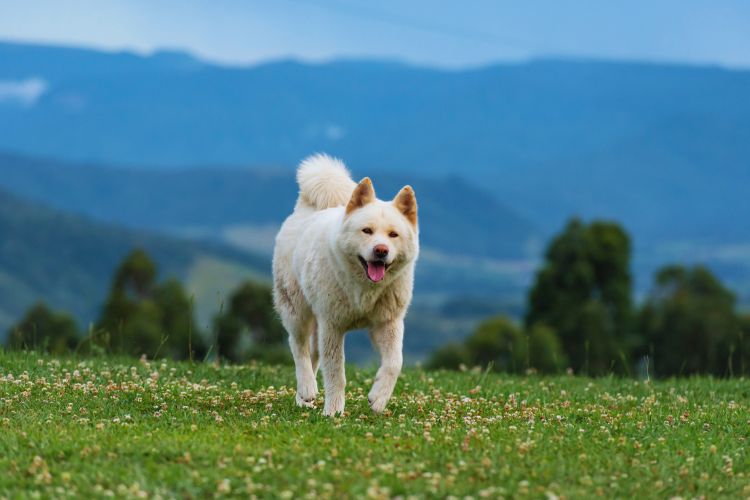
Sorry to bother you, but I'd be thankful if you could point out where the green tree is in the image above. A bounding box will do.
[733,314,750,376]
[97,249,157,350]
[426,317,566,374]
[639,265,738,376]
[526,219,633,375]
[153,279,206,360]
[6,302,79,354]
[227,281,285,345]
[526,323,568,373]
[95,249,202,359]
[425,342,471,371]
[212,313,244,363]
[212,281,287,363]
[464,316,526,373]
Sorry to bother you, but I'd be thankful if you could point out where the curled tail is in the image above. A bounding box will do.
[296,154,356,210]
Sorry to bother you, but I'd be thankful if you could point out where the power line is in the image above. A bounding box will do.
[278,0,539,52]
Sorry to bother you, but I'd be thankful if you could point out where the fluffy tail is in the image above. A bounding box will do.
[296,153,356,210]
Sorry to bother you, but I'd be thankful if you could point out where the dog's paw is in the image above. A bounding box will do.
[368,384,392,414]
[322,393,345,416]
[296,377,318,408]
[296,392,316,408]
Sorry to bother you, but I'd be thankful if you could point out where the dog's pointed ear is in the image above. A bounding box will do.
[346,177,376,215]
[393,185,417,226]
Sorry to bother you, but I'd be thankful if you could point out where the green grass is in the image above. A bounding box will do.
[0,351,748,498]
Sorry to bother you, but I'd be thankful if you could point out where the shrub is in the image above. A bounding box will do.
[526,323,568,373]
[425,342,471,371]
[6,302,79,354]
[464,316,526,373]
[639,265,737,376]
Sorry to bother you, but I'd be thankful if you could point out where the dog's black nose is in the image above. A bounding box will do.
[374,244,389,259]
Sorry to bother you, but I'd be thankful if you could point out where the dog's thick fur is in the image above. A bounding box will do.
[272,154,419,415]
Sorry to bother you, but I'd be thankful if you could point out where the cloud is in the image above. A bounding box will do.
[0,78,49,105]
[303,123,347,142]
[324,124,346,141]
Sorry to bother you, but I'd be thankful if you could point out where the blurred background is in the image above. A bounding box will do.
[1,1,748,375]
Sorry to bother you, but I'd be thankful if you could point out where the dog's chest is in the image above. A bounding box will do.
[338,285,403,329]
[343,287,383,317]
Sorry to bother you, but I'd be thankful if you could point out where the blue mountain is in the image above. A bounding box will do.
[1,40,748,303]
[0,151,537,260]
[1,41,748,242]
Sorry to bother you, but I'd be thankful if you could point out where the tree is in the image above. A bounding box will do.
[425,342,471,371]
[111,248,157,297]
[212,281,287,363]
[639,265,738,376]
[97,249,157,350]
[464,316,526,372]
[226,281,285,345]
[526,219,633,375]
[733,314,750,376]
[426,316,566,373]
[153,279,206,360]
[526,323,568,373]
[6,302,79,354]
[95,249,203,359]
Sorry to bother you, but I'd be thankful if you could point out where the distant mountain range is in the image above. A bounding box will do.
[0,40,748,307]
[0,152,537,260]
[1,40,748,245]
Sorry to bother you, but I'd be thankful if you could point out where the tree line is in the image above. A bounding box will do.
[6,220,749,378]
[5,249,289,364]
[428,219,750,377]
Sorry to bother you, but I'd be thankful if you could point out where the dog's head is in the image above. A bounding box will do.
[337,177,419,284]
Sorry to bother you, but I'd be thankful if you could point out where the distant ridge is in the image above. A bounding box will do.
[0,151,538,260]
[0,185,269,336]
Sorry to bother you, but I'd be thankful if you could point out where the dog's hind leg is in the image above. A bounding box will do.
[275,277,318,407]
[368,319,404,413]
[285,314,318,408]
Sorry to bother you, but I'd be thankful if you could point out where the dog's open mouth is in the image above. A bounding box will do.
[358,256,390,283]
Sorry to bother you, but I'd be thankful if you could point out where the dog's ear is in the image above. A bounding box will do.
[346,177,376,215]
[393,185,418,226]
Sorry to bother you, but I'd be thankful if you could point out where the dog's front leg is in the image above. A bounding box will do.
[319,324,346,416]
[368,319,404,413]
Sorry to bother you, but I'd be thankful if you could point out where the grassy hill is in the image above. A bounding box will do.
[0,351,747,497]
[0,188,269,338]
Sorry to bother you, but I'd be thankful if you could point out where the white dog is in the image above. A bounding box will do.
[272,154,419,416]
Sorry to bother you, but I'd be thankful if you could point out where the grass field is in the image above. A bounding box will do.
[0,351,748,498]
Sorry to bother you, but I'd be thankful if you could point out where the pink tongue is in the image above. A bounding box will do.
[367,261,386,282]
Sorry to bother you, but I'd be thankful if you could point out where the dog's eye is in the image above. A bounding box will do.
[389,231,399,238]
[362,228,373,235]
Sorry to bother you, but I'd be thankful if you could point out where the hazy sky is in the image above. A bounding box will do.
[1,0,749,68]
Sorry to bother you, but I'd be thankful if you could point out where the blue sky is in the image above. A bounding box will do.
[1,0,749,68]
